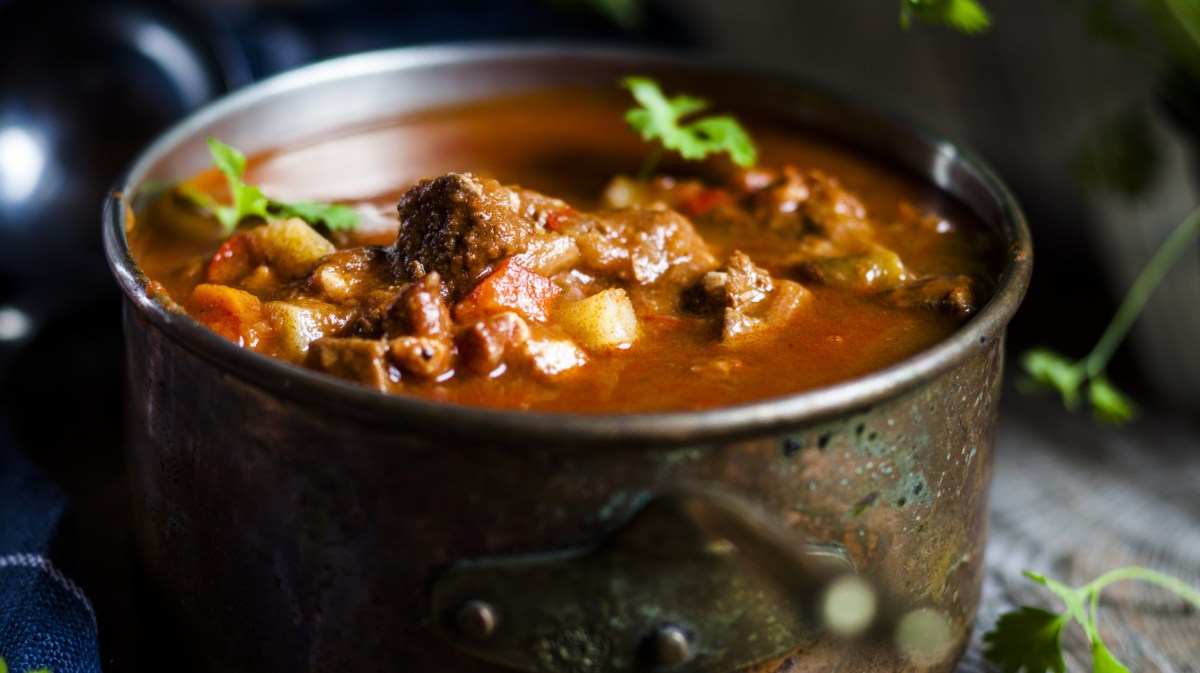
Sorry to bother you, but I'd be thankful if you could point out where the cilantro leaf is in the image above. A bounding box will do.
[273,200,360,232]
[1020,347,1085,409]
[1091,637,1131,673]
[981,606,1068,673]
[622,76,757,175]
[900,0,992,34]
[985,567,1200,673]
[1087,376,1137,424]
[187,137,359,235]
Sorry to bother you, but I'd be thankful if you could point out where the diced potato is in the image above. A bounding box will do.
[185,284,265,347]
[251,217,336,279]
[520,338,588,380]
[263,299,349,362]
[555,287,640,352]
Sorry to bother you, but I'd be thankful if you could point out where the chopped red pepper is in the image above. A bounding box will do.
[207,233,257,285]
[544,206,576,232]
[680,188,733,217]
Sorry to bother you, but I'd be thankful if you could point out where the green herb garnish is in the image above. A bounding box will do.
[983,567,1200,672]
[622,76,757,178]
[1020,206,1200,423]
[184,137,359,234]
[899,0,992,33]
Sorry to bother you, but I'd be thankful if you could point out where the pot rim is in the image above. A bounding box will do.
[103,42,1032,447]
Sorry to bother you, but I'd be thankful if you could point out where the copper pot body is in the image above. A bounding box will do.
[106,46,1031,673]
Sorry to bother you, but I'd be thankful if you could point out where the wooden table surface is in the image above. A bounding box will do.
[957,391,1200,672]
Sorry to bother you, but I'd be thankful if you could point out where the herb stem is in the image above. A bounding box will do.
[1085,565,1200,610]
[637,147,663,181]
[1082,205,1200,378]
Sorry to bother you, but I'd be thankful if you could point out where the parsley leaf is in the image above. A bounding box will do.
[185,137,359,235]
[981,606,1068,673]
[622,76,757,176]
[983,567,1199,673]
[1020,206,1200,424]
[900,0,992,33]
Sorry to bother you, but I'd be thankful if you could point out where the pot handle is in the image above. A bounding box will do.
[430,486,916,673]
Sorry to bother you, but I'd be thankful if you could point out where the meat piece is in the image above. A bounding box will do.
[797,248,913,291]
[556,208,718,287]
[688,251,811,343]
[384,272,451,338]
[456,312,532,376]
[388,336,454,379]
[390,173,575,299]
[751,167,874,248]
[309,246,393,304]
[882,275,988,319]
[305,337,392,391]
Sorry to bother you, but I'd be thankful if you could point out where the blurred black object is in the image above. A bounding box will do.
[0,0,690,372]
[0,2,688,670]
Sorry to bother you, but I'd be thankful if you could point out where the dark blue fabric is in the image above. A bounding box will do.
[0,422,101,673]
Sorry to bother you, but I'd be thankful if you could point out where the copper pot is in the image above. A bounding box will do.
[103,45,1031,673]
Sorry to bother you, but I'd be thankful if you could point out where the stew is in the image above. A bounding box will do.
[130,89,1001,412]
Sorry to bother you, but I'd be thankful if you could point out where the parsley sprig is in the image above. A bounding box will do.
[622,76,757,179]
[1020,205,1200,423]
[184,137,359,235]
[984,567,1200,672]
[900,0,992,33]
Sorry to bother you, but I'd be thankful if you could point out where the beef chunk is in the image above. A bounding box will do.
[305,337,392,391]
[391,173,574,299]
[456,312,532,376]
[388,336,454,379]
[882,275,988,319]
[309,246,393,304]
[384,272,451,338]
[689,251,811,343]
[557,209,718,287]
[751,167,874,248]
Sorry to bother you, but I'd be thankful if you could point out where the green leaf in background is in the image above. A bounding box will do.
[1087,376,1138,423]
[1091,637,1132,673]
[981,606,1069,673]
[1020,347,1086,409]
[273,200,361,232]
[900,0,992,33]
[1071,107,1164,200]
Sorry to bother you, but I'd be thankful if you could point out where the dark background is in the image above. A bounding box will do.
[0,0,1195,669]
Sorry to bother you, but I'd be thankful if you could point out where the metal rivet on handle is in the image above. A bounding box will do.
[648,624,691,668]
[455,600,497,642]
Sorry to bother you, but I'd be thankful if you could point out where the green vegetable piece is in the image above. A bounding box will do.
[186,137,359,234]
[0,657,53,673]
[981,606,1068,673]
[899,0,992,33]
[622,76,757,176]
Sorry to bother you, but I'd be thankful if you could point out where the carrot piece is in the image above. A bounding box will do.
[185,283,265,347]
[455,259,561,323]
[207,233,257,285]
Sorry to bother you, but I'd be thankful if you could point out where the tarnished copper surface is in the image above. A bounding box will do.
[124,304,1001,672]
[106,46,1031,673]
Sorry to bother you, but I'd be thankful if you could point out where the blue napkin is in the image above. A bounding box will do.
[0,423,102,673]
